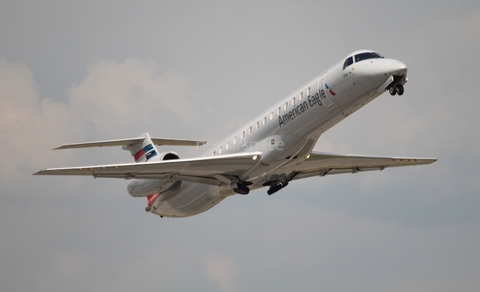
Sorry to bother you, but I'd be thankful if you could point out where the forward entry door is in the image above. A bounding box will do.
[318,77,333,108]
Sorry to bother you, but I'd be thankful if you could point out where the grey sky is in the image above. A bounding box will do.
[1,0,480,291]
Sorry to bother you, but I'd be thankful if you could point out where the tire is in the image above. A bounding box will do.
[396,84,404,96]
[389,86,397,96]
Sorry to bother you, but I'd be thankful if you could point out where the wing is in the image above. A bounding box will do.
[292,151,437,180]
[34,152,261,186]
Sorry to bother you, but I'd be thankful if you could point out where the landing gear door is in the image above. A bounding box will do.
[318,77,333,108]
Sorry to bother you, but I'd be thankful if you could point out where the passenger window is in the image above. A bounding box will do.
[263,117,266,124]
[270,112,273,120]
[277,107,281,115]
[226,142,229,150]
[249,126,252,134]
[256,121,259,129]
[292,97,295,106]
[219,146,222,154]
[242,131,245,139]
[233,136,237,144]
[299,92,303,100]
[307,87,310,95]
[284,102,287,110]
[343,57,353,70]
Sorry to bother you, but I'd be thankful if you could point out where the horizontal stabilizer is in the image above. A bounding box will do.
[53,136,206,150]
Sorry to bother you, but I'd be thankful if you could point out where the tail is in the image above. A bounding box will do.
[122,133,159,163]
[52,133,206,163]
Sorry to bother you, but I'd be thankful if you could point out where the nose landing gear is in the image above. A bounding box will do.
[389,84,404,96]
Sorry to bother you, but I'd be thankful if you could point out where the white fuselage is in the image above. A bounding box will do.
[150,50,408,218]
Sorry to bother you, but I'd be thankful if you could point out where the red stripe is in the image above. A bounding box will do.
[329,89,336,96]
[147,193,161,207]
[134,149,145,161]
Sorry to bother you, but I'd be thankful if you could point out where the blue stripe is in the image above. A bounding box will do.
[143,144,154,152]
[146,150,157,160]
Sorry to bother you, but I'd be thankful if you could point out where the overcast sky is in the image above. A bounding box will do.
[1,1,480,291]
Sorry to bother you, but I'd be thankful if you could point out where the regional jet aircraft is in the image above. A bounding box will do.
[34,50,437,218]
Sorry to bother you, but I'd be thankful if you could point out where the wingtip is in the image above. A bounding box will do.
[32,169,45,175]
[413,157,438,164]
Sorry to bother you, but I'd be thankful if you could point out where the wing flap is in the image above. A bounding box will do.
[293,151,437,180]
[34,152,262,183]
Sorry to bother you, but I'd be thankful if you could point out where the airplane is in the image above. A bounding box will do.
[34,50,437,218]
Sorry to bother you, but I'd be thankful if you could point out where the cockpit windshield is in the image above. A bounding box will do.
[354,52,384,63]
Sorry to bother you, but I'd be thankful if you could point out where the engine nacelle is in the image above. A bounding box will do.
[127,151,180,197]
[156,151,181,161]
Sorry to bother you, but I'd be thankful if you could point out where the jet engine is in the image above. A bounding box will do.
[127,152,180,197]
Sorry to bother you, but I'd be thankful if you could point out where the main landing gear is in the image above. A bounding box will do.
[389,84,404,96]
[265,173,298,195]
[233,183,250,195]
[232,181,251,195]
[267,181,288,195]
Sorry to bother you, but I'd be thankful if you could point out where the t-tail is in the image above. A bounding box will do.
[51,133,206,163]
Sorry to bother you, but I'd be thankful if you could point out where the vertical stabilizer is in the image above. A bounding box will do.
[122,133,160,163]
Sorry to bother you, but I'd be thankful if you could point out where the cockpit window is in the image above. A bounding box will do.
[343,57,354,70]
[354,52,384,63]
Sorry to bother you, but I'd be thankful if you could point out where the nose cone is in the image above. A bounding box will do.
[364,59,407,81]
[390,60,407,76]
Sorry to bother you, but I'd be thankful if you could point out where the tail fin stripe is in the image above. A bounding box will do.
[134,144,156,161]
[145,151,157,160]
[134,149,145,161]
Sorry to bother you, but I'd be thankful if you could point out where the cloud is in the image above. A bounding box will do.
[0,58,75,183]
[0,58,195,187]
[205,253,239,292]
[68,59,197,135]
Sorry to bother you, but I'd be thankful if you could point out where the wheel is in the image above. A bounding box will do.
[396,84,404,96]
[389,86,397,96]
[233,183,250,195]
